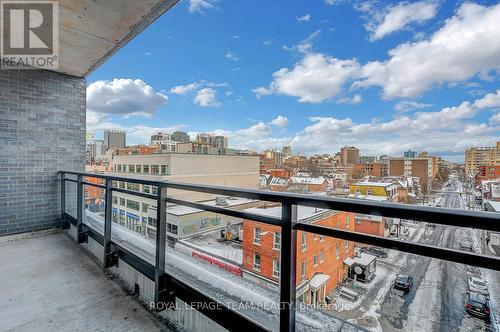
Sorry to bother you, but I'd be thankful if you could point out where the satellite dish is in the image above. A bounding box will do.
[354,266,363,275]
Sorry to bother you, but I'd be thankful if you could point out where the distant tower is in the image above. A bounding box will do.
[282,145,292,158]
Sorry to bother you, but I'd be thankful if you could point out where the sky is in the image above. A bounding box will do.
[87,0,500,162]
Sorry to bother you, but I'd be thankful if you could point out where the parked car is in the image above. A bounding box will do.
[465,292,490,320]
[394,274,413,293]
[467,277,489,296]
[360,247,388,258]
[459,241,474,252]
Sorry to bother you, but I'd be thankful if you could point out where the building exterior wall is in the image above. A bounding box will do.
[242,211,355,304]
[0,69,86,235]
[354,215,385,237]
[465,143,500,175]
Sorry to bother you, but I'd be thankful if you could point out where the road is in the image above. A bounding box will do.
[331,176,498,331]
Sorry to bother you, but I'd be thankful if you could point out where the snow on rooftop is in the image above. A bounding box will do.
[290,176,326,185]
[309,273,330,290]
[344,253,376,266]
[348,194,390,202]
[180,230,243,264]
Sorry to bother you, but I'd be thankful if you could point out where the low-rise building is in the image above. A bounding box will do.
[241,205,355,305]
[349,181,399,202]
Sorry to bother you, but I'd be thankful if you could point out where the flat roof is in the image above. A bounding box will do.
[167,197,259,216]
[353,181,393,187]
[179,230,243,265]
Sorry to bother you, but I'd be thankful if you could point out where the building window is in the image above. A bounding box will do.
[344,240,349,251]
[320,250,324,263]
[119,181,126,189]
[272,259,280,278]
[136,165,142,173]
[129,165,135,173]
[253,227,261,245]
[167,223,178,235]
[355,218,362,225]
[367,189,372,195]
[301,232,307,250]
[142,203,149,212]
[336,244,340,259]
[253,253,261,271]
[319,235,325,242]
[151,165,160,175]
[119,198,125,206]
[126,199,140,211]
[143,185,151,194]
[112,196,118,204]
[314,254,318,267]
[123,165,128,172]
[273,232,280,250]
[313,234,318,241]
[346,214,350,229]
[148,217,157,227]
[143,165,150,174]
[161,165,168,175]
[127,182,140,191]
[301,261,306,281]
[117,164,122,172]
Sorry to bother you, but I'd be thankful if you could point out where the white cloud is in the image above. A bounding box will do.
[337,94,362,105]
[169,82,200,95]
[284,30,321,54]
[225,51,239,61]
[364,1,439,41]
[194,88,221,107]
[254,53,361,103]
[86,79,167,118]
[270,115,289,127]
[356,3,500,98]
[297,14,311,23]
[490,113,500,124]
[188,0,216,13]
[394,101,433,113]
[473,88,500,109]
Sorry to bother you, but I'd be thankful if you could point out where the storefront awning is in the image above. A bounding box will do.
[309,273,330,290]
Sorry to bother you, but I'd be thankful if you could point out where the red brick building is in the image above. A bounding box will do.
[476,165,500,185]
[241,206,355,305]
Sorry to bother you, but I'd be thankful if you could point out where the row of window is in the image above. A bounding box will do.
[252,216,350,251]
[114,164,170,175]
[112,196,150,213]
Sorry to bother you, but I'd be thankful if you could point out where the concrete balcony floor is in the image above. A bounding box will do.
[0,231,171,331]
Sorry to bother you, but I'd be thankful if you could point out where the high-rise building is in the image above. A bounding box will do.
[404,150,418,158]
[150,132,177,151]
[282,145,292,158]
[171,130,190,143]
[104,130,126,150]
[195,133,228,149]
[465,142,500,175]
[389,157,436,193]
[340,146,359,166]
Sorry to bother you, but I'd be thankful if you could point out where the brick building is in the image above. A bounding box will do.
[241,206,355,305]
[353,162,383,178]
[476,165,500,184]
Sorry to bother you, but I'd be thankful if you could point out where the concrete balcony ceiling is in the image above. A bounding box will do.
[59,0,178,77]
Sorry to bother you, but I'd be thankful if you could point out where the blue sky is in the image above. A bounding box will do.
[87,0,500,162]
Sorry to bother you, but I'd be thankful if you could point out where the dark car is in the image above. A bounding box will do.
[394,274,413,293]
[465,292,490,320]
[360,247,388,258]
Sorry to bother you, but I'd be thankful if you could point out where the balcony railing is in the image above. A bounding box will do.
[60,170,500,332]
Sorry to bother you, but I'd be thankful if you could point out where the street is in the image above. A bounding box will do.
[329,176,499,331]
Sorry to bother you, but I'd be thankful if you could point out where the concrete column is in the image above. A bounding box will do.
[0,69,85,235]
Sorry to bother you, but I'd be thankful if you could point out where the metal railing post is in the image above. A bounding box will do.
[103,179,117,268]
[76,174,87,243]
[60,173,68,229]
[280,203,297,332]
[154,185,168,306]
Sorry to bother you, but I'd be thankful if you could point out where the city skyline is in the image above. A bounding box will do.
[87,1,500,162]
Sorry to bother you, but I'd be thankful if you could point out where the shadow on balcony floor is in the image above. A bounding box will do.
[0,231,171,331]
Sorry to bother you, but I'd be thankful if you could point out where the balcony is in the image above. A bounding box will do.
[4,171,490,331]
